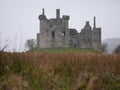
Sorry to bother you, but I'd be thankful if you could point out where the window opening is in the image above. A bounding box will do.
[52,31,55,38]
[62,31,65,36]
[50,24,52,28]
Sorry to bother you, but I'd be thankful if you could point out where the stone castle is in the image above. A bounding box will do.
[37,9,101,51]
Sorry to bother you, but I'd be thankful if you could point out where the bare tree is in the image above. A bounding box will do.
[101,43,108,53]
[0,32,8,52]
[114,45,120,54]
[25,39,36,51]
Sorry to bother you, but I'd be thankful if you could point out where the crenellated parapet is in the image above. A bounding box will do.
[38,15,46,20]
[62,15,70,20]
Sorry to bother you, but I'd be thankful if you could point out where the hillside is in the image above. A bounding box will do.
[102,38,120,53]
[32,48,98,53]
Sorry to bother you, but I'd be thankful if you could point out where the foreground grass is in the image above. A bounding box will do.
[0,52,120,90]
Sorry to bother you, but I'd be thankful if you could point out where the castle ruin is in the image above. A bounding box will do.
[37,9,101,51]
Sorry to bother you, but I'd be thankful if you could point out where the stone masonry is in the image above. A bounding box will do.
[37,9,101,51]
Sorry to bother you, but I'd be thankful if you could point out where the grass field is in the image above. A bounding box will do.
[32,48,98,53]
[0,51,120,90]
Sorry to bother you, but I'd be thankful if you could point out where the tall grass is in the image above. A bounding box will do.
[0,52,120,90]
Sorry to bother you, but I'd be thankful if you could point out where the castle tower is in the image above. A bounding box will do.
[37,8,51,48]
[49,9,70,48]
[37,9,71,48]
[38,8,47,34]
[62,15,70,47]
[37,9,46,47]
[92,17,101,51]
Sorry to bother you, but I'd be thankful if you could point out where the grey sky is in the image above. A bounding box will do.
[0,0,120,51]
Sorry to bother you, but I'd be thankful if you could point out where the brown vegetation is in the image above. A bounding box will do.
[0,52,120,90]
[87,77,101,90]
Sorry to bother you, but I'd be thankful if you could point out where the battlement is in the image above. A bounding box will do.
[62,15,70,20]
[38,15,46,20]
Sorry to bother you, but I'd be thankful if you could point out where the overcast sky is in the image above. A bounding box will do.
[0,0,120,51]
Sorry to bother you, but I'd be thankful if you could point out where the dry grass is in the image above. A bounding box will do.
[0,52,120,90]
[87,77,101,90]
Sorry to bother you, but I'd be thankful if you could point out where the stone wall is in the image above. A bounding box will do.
[37,9,101,51]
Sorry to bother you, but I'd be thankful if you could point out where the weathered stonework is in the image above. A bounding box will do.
[37,9,101,51]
